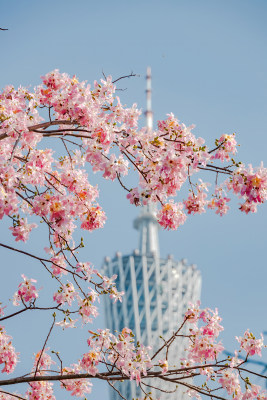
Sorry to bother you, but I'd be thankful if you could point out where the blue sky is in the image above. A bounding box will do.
[0,1,267,398]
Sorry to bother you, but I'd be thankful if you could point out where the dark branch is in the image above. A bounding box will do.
[112,72,139,84]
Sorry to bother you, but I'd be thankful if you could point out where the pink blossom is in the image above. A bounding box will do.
[126,187,141,206]
[53,283,76,306]
[0,325,18,374]
[211,133,237,162]
[185,304,224,363]
[109,286,124,303]
[102,274,117,289]
[0,303,6,317]
[218,369,241,397]
[33,348,55,375]
[55,318,78,329]
[50,254,68,276]
[158,359,168,374]
[228,163,267,212]
[208,196,230,216]
[187,389,202,400]
[157,201,187,230]
[184,190,207,215]
[60,364,92,397]
[13,275,39,305]
[78,290,99,324]
[26,381,55,400]
[185,301,201,323]
[76,262,97,281]
[102,154,129,181]
[86,328,152,385]
[236,329,264,357]
[26,349,56,399]
[242,384,262,400]
[80,350,100,375]
[9,219,37,242]
[80,205,106,231]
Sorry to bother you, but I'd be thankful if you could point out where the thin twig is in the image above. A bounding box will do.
[151,317,188,360]
[52,351,63,375]
[0,305,61,322]
[34,315,56,377]
[112,72,138,84]
[0,242,82,278]
[116,173,130,192]
[9,130,22,162]
[0,390,26,400]
[107,381,127,400]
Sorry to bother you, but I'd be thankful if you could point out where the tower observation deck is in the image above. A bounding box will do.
[103,68,201,400]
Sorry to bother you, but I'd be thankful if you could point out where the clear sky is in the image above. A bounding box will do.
[0,1,267,398]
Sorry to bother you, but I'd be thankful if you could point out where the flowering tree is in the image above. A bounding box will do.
[0,70,266,400]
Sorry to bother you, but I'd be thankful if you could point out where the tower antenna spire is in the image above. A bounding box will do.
[133,67,159,257]
[145,66,153,130]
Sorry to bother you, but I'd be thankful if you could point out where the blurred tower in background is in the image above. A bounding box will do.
[103,68,201,400]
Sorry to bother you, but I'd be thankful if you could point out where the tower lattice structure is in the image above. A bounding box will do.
[103,68,201,400]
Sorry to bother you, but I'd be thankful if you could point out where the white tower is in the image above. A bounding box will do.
[103,68,201,400]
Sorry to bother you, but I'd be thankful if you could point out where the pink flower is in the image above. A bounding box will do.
[80,350,100,375]
[26,381,55,400]
[78,290,99,324]
[185,304,224,363]
[0,303,6,317]
[187,389,202,400]
[211,133,237,162]
[109,286,124,303]
[0,325,18,374]
[158,359,168,374]
[76,262,97,281]
[208,196,230,216]
[184,190,207,215]
[9,219,37,242]
[60,364,92,397]
[126,187,141,206]
[53,283,76,306]
[236,330,264,357]
[33,348,55,375]
[157,201,187,230]
[228,163,267,211]
[86,328,152,386]
[13,275,39,305]
[80,205,106,231]
[242,384,262,400]
[55,318,78,329]
[218,369,241,397]
[50,254,68,276]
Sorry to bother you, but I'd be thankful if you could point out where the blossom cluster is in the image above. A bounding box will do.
[85,328,152,384]
[184,303,266,400]
[0,70,266,241]
[50,265,123,327]
[0,325,18,374]
[25,349,55,400]
[50,328,152,398]
[211,133,237,162]
[185,302,224,363]
[0,302,266,400]
[0,71,266,399]
[60,363,92,397]
[236,329,264,357]
[228,163,267,214]
[13,275,39,306]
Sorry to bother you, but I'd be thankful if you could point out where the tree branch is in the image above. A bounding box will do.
[0,305,61,322]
